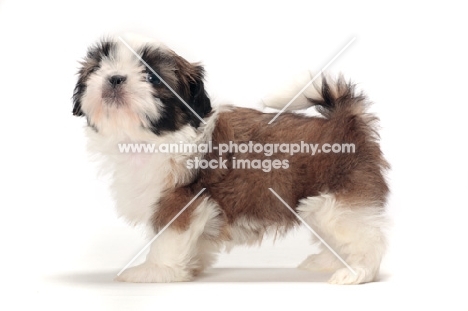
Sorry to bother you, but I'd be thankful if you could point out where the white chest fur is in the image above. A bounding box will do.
[110,152,172,226]
[84,107,220,228]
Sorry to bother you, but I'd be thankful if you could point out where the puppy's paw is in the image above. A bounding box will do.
[298,253,341,272]
[115,263,191,283]
[328,267,371,285]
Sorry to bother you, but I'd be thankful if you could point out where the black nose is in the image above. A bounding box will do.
[109,75,127,87]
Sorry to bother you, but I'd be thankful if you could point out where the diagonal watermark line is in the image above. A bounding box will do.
[117,188,206,276]
[268,188,357,275]
[268,37,356,124]
[118,37,207,125]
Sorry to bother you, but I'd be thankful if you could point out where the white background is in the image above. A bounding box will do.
[1,0,467,310]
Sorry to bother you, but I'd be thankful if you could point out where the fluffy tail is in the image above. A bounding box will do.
[262,71,367,119]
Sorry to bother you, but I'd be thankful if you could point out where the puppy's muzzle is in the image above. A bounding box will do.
[108,75,127,88]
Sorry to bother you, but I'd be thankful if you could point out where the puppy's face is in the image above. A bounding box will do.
[73,38,211,137]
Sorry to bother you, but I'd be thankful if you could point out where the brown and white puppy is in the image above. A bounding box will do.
[73,35,389,285]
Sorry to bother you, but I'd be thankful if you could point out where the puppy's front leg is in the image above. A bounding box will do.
[116,193,224,283]
[115,226,200,283]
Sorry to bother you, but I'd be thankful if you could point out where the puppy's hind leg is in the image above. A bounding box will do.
[297,194,388,285]
[116,197,224,283]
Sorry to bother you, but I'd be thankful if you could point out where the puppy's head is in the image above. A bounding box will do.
[72,37,211,137]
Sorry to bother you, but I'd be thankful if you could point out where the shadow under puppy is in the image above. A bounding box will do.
[73,35,389,285]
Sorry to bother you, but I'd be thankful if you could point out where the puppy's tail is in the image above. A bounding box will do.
[262,71,367,119]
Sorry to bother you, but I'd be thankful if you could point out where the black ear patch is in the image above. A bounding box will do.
[170,63,212,130]
[72,77,86,116]
[189,67,211,121]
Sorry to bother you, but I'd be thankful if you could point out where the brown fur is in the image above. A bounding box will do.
[153,83,389,238]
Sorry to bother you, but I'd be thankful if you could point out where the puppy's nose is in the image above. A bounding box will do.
[109,75,127,87]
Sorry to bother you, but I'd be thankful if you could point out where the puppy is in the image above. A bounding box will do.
[73,35,389,285]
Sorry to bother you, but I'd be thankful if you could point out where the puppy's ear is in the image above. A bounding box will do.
[188,65,212,119]
[72,61,96,117]
[72,78,85,116]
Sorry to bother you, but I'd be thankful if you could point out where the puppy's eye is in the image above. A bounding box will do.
[146,72,161,85]
[90,65,100,73]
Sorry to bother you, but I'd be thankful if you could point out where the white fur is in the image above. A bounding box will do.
[116,198,223,282]
[86,105,221,228]
[262,70,325,111]
[297,194,387,284]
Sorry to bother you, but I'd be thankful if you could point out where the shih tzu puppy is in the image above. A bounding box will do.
[73,35,389,285]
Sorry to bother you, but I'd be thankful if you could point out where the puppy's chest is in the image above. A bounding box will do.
[110,154,172,226]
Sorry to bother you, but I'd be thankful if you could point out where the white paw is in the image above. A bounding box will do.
[328,267,371,285]
[298,253,341,272]
[115,263,191,283]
